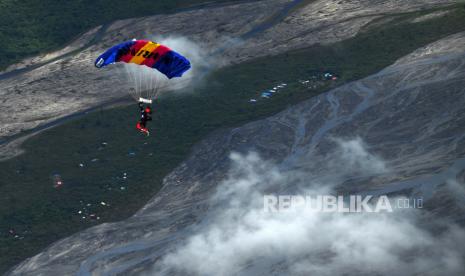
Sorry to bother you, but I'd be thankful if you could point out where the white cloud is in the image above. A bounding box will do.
[331,136,388,175]
[446,179,465,197]
[154,139,465,275]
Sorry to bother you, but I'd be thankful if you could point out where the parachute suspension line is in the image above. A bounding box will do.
[152,74,160,100]
[121,63,187,102]
[138,68,142,100]
[145,73,149,100]
[124,64,139,101]
[146,73,151,100]
[143,79,146,100]
[137,68,143,100]
[142,69,151,101]
[151,72,157,99]
[154,78,162,99]
[148,70,155,100]
[122,63,163,102]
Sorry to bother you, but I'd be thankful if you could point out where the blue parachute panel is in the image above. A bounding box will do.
[153,51,191,79]
[94,41,135,68]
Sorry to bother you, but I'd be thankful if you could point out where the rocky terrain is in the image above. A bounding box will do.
[0,0,458,149]
[9,23,465,275]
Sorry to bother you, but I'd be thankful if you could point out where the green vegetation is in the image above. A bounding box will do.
[0,0,240,70]
[1,3,465,273]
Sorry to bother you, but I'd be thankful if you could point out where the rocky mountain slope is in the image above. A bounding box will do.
[9,28,465,275]
[0,0,457,145]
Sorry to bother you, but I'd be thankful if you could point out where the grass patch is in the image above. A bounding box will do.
[1,4,465,273]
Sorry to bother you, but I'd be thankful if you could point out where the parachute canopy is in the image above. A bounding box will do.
[95,39,191,79]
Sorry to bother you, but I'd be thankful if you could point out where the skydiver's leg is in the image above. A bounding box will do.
[135,119,147,135]
[144,128,150,136]
[141,124,149,136]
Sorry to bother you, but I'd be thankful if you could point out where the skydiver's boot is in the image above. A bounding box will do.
[141,128,150,136]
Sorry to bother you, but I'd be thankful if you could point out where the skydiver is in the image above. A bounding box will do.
[136,102,152,136]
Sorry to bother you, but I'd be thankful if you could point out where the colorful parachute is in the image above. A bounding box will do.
[95,39,191,78]
[95,39,191,101]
